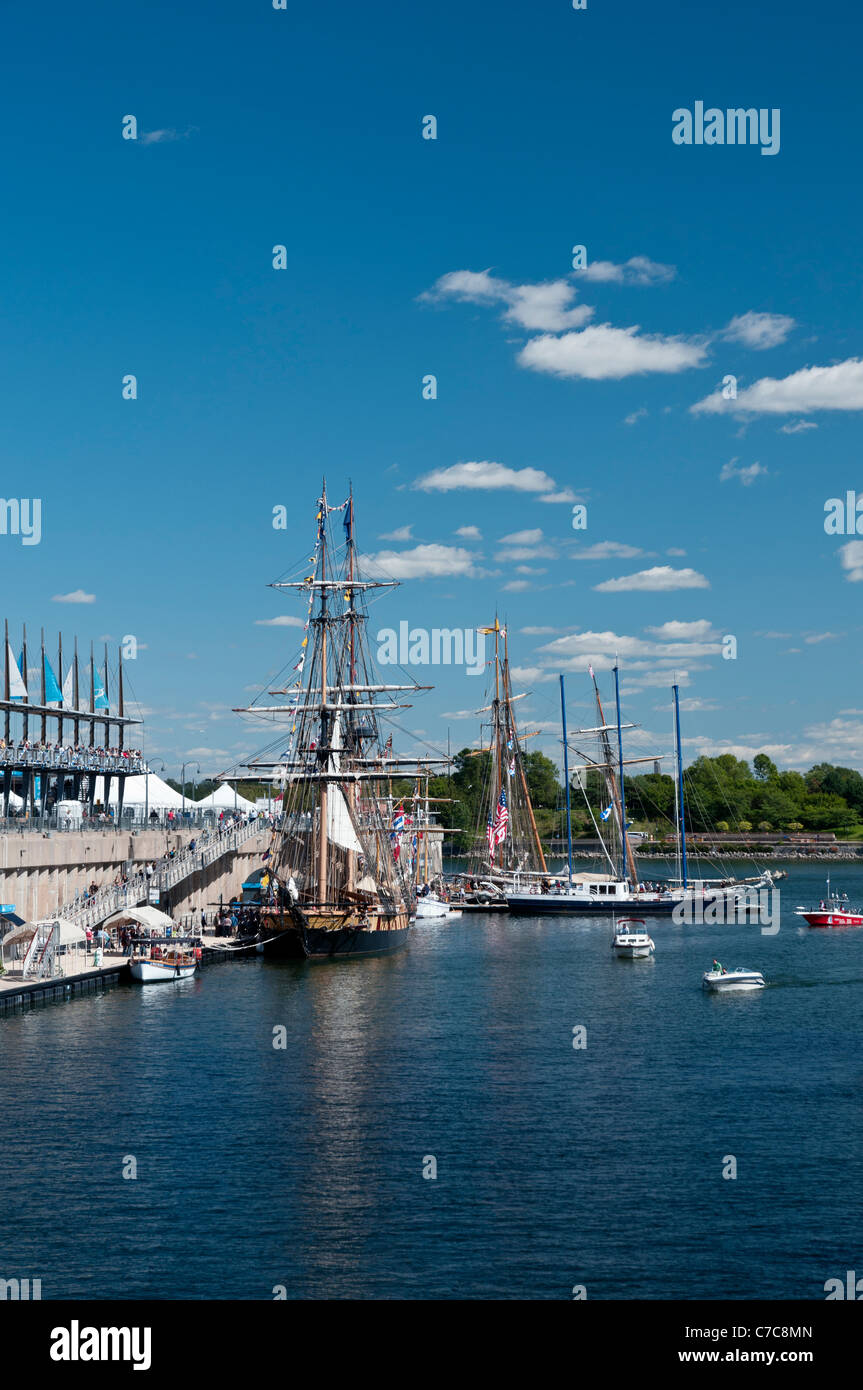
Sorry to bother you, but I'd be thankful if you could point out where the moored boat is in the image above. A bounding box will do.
[129,942,198,982]
[233,484,445,960]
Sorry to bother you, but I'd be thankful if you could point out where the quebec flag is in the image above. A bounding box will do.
[93,671,109,710]
[600,806,612,822]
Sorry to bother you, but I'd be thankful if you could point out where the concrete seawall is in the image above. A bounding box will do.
[0,827,270,921]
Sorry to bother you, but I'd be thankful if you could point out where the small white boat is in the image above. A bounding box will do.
[129,943,198,982]
[611,917,655,958]
[702,965,765,993]
[415,894,460,921]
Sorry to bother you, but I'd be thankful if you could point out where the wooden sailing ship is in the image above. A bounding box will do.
[467,618,547,883]
[235,485,444,959]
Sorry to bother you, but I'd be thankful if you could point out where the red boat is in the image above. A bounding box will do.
[797,879,863,928]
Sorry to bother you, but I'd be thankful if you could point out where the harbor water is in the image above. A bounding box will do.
[1,861,861,1300]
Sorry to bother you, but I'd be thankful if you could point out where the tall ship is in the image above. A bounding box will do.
[234,485,442,959]
[463,618,548,886]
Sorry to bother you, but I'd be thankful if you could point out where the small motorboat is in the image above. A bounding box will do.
[795,877,863,928]
[702,964,765,993]
[415,894,461,921]
[129,941,198,982]
[611,918,655,958]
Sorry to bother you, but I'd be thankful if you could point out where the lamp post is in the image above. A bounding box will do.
[180,762,200,819]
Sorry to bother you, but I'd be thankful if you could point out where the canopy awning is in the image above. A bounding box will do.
[104,906,174,931]
[1,918,87,951]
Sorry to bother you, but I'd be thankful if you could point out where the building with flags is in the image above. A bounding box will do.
[1,619,143,820]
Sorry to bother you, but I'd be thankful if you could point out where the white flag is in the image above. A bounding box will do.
[62,664,74,707]
[7,644,27,699]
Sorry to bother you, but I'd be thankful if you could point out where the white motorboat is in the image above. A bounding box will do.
[129,942,198,982]
[611,917,655,958]
[701,965,765,993]
[415,894,461,921]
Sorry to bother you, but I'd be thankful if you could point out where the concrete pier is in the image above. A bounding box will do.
[0,825,269,923]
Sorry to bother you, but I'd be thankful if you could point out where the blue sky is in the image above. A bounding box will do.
[2,0,862,782]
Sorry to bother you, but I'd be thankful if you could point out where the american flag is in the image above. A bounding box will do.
[493,788,509,846]
[486,806,495,860]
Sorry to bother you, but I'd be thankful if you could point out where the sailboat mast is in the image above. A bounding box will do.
[560,675,573,885]
[503,624,547,873]
[317,487,329,901]
[673,681,688,888]
[613,665,631,882]
[592,670,638,884]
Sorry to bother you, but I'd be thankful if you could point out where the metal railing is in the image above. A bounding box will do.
[0,746,145,774]
[61,819,268,931]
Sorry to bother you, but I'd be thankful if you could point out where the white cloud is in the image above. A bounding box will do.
[572,541,644,560]
[779,419,818,434]
[536,629,721,662]
[500,527,545,545]
[625,408,648,425]
[666,547,687,557]
[577,256,676,286]
[378,524,413,541]
[645,619,713,639]
[839,541,863,582]
[414,461,559,494]
[140,128,182,145]
[519,323,707,381]
[498,545,556,561]
[804,631,842,644]
[537,489,580,504]
[502,580,531,592]
[510,666,558,684]
[722,311,795,350]
[254,615,304,627]
[719,459,769,486]
[692,358,863,416]
[422,269,593,331]
[454,525,482,539]
[361,543,477,579]
[593,566,710,593]
[52,589,95,604]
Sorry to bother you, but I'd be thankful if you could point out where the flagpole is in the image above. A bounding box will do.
[560,674,573,887]
[673,681,689,888]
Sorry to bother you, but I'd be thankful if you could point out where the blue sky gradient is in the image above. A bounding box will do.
[2,0,861,779]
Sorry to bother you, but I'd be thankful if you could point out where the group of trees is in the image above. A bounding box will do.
[623,755,863,836]
[424,750,863,849]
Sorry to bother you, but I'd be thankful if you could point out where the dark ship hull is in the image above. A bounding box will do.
[257,907,411,960]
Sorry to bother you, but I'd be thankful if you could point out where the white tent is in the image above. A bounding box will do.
[1,918,86,954]
[92,773,186,810]
[104,906,174,931]
[192,783,257,813]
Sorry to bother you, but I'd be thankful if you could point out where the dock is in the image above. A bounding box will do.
[0,934,258,1015]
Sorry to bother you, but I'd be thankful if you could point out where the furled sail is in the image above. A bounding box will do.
[326,713,364,853]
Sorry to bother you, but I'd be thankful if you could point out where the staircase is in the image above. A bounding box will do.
[22,921,60,980]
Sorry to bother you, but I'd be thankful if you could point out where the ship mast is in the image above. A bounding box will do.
[590,669,638,884]
[503,624,547,873]
[316,483,329,902]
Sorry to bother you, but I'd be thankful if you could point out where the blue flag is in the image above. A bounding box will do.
[44,656,63,704]
[93,672,109,710]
